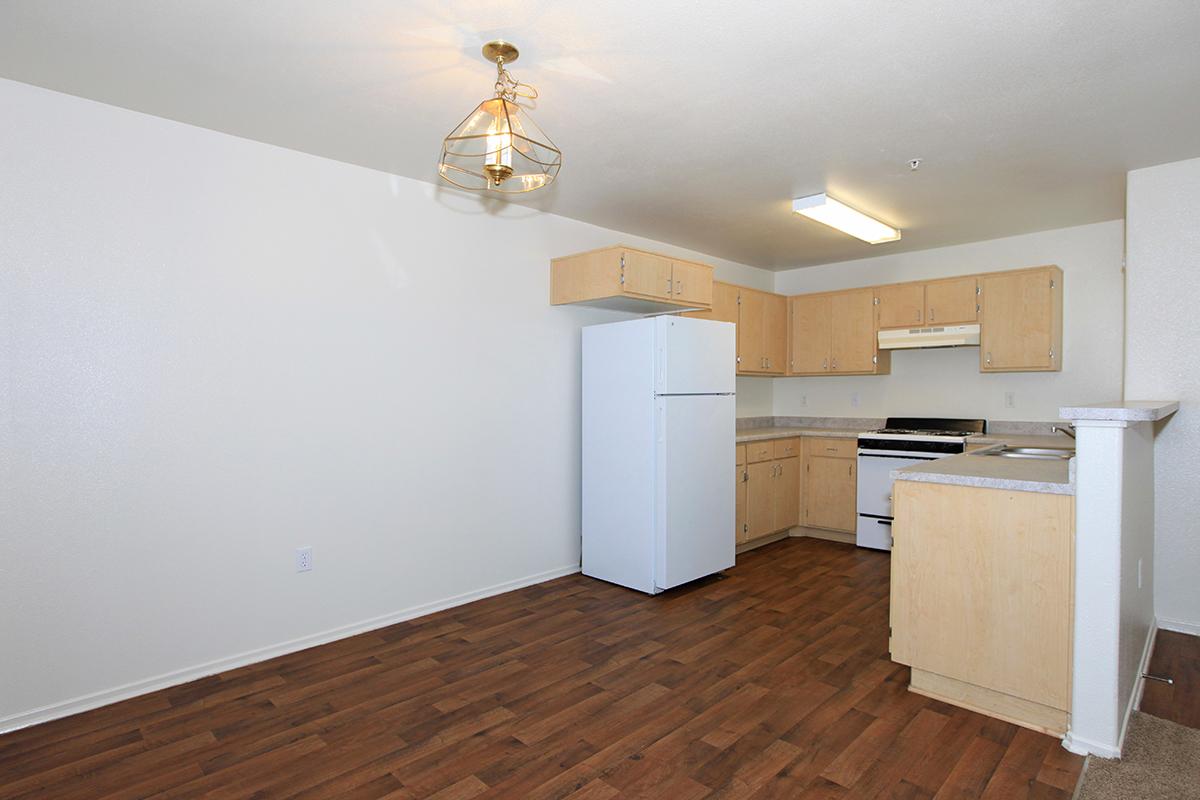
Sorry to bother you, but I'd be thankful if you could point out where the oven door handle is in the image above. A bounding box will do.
[857,450,944,459]
[876,519,892,526]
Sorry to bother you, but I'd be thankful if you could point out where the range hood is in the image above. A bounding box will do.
[878,323,980,350]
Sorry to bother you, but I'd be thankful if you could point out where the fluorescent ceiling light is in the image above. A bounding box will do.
[792,193,901,244]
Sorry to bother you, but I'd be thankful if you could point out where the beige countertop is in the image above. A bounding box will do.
[893,443,1075,495]
[736,426,862,443]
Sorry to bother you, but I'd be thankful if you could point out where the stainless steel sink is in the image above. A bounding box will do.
[976,446,1075,460]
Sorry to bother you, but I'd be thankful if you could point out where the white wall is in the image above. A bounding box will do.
[771,221,1126,422]
[0,79,774,728]
[1125,156,1200,633]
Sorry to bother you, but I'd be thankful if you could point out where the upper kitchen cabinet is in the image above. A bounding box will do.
[788,288,890,376]
[979,266,1062,372]
[924,276,979,325]
[876,276,979,328]
[688,285,786,375]
[550,245,714,313]
[875,282,926,328]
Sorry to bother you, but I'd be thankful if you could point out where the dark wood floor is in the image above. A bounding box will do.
[0,538,1083,799]
[1141,629,1200,730]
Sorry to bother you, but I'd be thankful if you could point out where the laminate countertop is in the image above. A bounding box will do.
[735,427,862,443]
[892,441,1076,496]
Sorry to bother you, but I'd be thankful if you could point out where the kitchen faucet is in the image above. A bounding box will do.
[1052,424,1076,440]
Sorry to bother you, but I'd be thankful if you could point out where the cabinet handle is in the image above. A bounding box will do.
[822,358,828,370]
[666,278,673,295]
[929,307,935,321]
[675,280,682,295]
[825,447,837,453]
[986,352,992,366]
[832,358,838,370]
[916,309,922,322]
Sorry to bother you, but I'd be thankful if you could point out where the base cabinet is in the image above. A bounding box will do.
[801,438,857,533]
[889,480,1074,735]
[737,439,800,546]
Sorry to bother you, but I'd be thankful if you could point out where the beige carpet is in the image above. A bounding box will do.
[1077,711,1200,800]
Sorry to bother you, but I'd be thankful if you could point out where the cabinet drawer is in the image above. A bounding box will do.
[735,444,746,466]
[773,438,800,459]
[745,441,775,463]
[807,438,856,459]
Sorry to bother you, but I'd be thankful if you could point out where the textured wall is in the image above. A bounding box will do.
[1125,156,1200,633]
[0,79,773,728]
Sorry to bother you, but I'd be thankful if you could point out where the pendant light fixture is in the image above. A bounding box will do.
[438,41,562,194]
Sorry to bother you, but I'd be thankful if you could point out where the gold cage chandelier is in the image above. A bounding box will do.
[438,41,562,194]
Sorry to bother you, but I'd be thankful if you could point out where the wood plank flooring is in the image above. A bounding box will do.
[1141,629,1200,729]
[0,538,1083,799]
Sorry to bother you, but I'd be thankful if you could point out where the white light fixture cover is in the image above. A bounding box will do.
[792,193,901,244]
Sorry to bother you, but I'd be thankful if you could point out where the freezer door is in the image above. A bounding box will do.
[655,316,736,395]
[655,394,736,590]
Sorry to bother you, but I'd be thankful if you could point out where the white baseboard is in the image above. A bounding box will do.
[1062,732,1120,759]
[0,563,581,735]
[1156,616,1200,637]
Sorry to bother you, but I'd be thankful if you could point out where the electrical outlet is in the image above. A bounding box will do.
[1004,391,1015,409]
[850,392,860,408]
[296,546,313,573]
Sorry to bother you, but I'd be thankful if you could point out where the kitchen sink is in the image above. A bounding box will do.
[976,446,1075,460]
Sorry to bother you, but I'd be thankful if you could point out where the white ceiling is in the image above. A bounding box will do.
[2,1,1198,269]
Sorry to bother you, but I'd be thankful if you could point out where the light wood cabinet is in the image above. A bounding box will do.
[686,283,787,376]
[924,276,978,325]
[787,293,832,374]
[737,288,786,375]
[774,457,801,531]
[551,245,714,312]
[788,289,889,376]
[801,438,857,532]
[890,480,1074,735]
[877,276,979,329]
[876,283,926,328]
[738,439,801,545]
[979,266,1062,372]
[735,464,748,544]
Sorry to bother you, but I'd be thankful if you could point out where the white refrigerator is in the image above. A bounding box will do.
[581,316,736,594]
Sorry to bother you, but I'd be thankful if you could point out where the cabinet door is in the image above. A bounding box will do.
[889,481,1074,710]
[980,269,1056,371]
[735,466,748,544]
[737,289,766,373]
[876,283,925,328]
[788,294,831,374]
[670,261,713,307]
[803,456,857,532]
[774,458,800,532]
[746,461,775,539]
[621,250,673,300]
[830,289,877,373]
[683,281,739,325]
[924,276,978,325]
[763,293,788,374]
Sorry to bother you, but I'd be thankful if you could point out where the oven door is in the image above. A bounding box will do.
[856,450,939,551]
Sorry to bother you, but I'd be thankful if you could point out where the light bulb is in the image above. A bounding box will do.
[484,115,513,186]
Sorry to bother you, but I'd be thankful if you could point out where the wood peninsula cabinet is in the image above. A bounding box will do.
[787,288,890,376]
[551,245,714,313]
[801,438,857,532]
[890,480,1075,735]
[684,282,787,376]
[979,266,1063,372]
